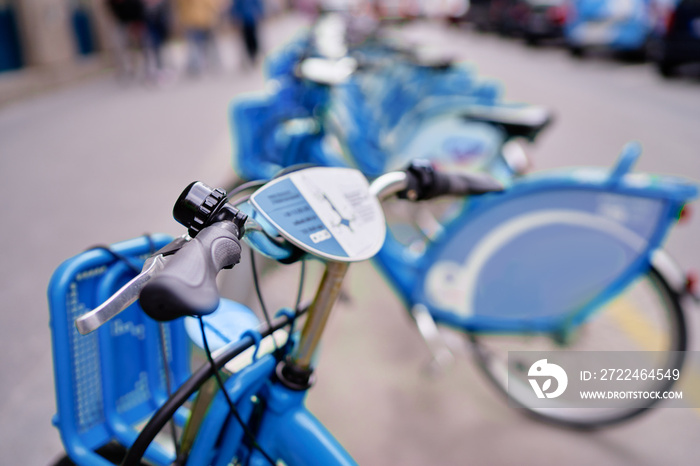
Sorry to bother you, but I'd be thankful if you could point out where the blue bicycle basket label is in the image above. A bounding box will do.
[250,167,386,262]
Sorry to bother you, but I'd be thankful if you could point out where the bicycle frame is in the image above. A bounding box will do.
[180,352,354,466]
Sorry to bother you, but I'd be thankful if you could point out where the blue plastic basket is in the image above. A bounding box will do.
[48,234,191,466]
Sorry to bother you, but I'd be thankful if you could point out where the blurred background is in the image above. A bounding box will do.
[1,0,699,465]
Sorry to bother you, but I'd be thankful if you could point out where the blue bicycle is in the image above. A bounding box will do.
[234,141,697,428]
[49,165,502,465]
[231,19,551,185]
[227,19,698,429]
[48,153,697,465]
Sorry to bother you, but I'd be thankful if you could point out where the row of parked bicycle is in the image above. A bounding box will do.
[48,11,698,466]
[461,0,700,77]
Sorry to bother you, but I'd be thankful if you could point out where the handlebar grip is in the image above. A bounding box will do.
[399,161,504,201]
[139,221,242,321]
[431,171,504,198]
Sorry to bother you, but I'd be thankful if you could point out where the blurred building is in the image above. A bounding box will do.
[0,0,114,105]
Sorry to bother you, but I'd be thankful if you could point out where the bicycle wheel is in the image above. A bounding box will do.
[466,266,687,429]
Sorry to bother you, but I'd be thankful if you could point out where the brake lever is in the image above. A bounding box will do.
[75,236,189,335]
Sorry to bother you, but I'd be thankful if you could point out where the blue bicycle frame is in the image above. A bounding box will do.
[182,354,355,466]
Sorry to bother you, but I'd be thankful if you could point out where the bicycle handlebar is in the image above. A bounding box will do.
[137,166,499,322]
[76,165,501,330]
[398,160,504,201]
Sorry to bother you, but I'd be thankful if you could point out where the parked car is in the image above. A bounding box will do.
[489,0,525,34]
[518,0,568,45]
[462,0,495,30]
[565,0,652,57]
[647,0,700,76]
[464,0,567,43]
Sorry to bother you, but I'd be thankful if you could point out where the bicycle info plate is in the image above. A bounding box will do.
[250,167,385,262]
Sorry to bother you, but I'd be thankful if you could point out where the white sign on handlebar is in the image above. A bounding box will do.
[250,167,386,262]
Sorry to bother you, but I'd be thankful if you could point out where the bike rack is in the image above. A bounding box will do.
[48,234,190,466]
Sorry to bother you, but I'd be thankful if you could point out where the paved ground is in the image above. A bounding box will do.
[0,13,699,466]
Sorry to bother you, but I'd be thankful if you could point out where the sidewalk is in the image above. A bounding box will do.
[0,12,310,466]
[0,55,111,108]
[0,15,294,109]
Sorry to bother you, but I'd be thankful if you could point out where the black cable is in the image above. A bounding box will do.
[250,249,280,353]
[226,179,267,202]
[232,193,253,206]
[288,259,306,337]
[121,313,303,466]
[143,234,156,255]
[87,234,157,275]
[197,317,276,466]
[294,260,306,312]
[87,245,142,274]
[157,324,180,460]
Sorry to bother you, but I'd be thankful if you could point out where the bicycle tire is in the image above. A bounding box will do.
[466,266,687,429]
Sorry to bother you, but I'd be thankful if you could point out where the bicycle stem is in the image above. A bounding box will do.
[276,172,409,388]
[288,171,410,368]
[291,261,349,370]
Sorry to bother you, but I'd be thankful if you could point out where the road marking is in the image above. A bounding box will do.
[609,297,700,416]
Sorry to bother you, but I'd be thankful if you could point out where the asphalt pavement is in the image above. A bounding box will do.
[1,13,699,466]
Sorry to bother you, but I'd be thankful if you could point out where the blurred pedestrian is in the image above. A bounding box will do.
[175,0,224,75]
[143,0,173,81]
[106,0,148,80]
[230,0,264,65]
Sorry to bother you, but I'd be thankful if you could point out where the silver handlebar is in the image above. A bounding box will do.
[370,171,408,201]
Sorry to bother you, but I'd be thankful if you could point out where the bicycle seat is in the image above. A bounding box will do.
[296,57,358,85]
[409,50,455,70]
[461,104,553,141]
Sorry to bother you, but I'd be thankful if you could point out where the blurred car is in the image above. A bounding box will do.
[462,0,495,29]
[463,0,567,44]
[517,0,569,44]
[647,0,700,76]
[565,0,652,57]
[489,0,524,34]
[460,0,526,34]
